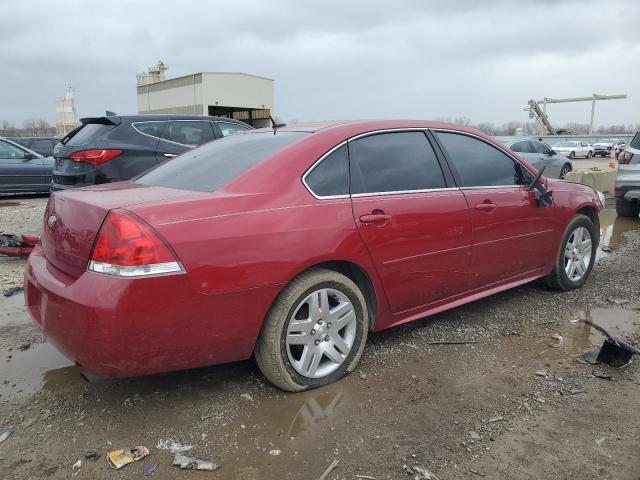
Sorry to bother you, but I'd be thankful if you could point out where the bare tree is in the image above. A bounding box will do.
[35,119,50,136]
[1,120,17,136]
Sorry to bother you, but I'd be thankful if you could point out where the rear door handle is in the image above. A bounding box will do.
[359,213,392,223]
[163,153,177,158]
[474,202,496,211]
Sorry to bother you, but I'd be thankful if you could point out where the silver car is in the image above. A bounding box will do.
[615,131,640,217]
[502,138,573,179]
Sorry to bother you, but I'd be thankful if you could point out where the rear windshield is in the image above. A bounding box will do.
[63,123,115,146]
[136,131,308,192]
[630,132,640,149]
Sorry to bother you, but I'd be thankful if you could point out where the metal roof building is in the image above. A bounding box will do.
[136,69,274,128]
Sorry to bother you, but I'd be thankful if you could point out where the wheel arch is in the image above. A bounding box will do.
[576,205,600,242]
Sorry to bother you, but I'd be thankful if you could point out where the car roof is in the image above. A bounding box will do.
[252,119,496,139]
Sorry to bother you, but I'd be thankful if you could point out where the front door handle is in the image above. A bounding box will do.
[163,153,177,158]
[474,202,496,212]
[359,213,392,223]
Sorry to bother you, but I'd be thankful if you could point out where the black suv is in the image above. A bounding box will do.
[52,114,252,190]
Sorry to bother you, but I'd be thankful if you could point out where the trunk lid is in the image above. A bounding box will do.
[42,182,203,277]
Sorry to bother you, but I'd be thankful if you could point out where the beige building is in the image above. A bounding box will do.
[136,68,274,128]
[56,87,78,137]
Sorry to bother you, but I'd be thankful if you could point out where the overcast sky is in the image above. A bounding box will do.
[1,0,638,128]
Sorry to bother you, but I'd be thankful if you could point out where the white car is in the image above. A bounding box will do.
[553,141,594,159]
[593,139,627,158]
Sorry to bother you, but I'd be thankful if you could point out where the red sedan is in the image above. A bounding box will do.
[25,121,603,391]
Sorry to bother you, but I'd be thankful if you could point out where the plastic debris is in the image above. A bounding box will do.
[0,428,12,445]
[240,393,254,402]
[550,334,564,348]
[145,463,160,476]
[72,459,82,475]
[3,286,23,297]
[84,449,100,461]
[269,449,281,456]
[107,446,150,469]
[0,233,39,258]
[156,439,193,453]
[318,459,339,480]
[535,370,548,377]
[173,453,220,471]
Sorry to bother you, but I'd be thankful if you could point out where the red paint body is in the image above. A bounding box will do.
[24,121,603,377]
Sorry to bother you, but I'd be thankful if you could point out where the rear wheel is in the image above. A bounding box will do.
[560,164,571,179]
[569,151,575,160]
[587,151,592,158]
[545,214,597,291]
[616,198,640,218]
[255,268,369,391]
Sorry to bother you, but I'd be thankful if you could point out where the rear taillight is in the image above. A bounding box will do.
[614,188,625,198]
[618,150,634,165]
[88,210,183,277]
[69,149,122,166]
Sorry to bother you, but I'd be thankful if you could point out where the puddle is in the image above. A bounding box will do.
[0,201,21,207]
[0,294,78,402]
[597,209,640,259]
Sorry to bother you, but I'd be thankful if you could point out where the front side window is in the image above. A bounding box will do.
[218,122,250,137]
[304,145,349,197]
[435,132,523,187]
[0,141,26,159]
[510,141,533,153]
[163,121,215,146]
[531,141,551,154]
[348,132,446,194]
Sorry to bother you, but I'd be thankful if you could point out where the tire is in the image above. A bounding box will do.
[615,198,640,218]
[569,151,575,160]
[587,151,592,158]
[255,268,369,391]
[545,214,597,291]
[560,164,571,179]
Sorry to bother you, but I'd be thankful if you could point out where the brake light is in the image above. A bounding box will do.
[618,150,634,165]
[614,188,625,198]
[69,149,122,166]
[88,210,183,277]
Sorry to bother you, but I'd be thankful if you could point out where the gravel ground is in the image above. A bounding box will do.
[0,194,639,479]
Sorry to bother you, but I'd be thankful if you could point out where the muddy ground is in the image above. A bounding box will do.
[1,194,639,479]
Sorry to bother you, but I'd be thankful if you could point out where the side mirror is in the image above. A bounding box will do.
[547,149,556,156]
[23,153,36,160]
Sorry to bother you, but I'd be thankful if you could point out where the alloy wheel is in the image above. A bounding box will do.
[564,226,592,282]
[285,288,357,378]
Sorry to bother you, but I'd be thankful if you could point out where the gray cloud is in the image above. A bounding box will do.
[1,0,638,128]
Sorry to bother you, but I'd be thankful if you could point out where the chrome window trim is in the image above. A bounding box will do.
[131,120,219,148]
[351,187,460,198]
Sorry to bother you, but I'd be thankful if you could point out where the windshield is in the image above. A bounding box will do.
[136,131,308,192]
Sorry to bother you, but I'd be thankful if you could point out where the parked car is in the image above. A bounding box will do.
[504,138,573,178]
[552,141,593,159]
[51,114,252,190]
[25,120,603,391]
[0,138,53,193]
[593,138,626,158]
[8,137,60,157]
[615,131,640,217]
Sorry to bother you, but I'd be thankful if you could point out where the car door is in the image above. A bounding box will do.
[531,140,563,178]
[0,140,45,191]
[155,120,216,162]
[349,131,472,314]
[433,131,558,289]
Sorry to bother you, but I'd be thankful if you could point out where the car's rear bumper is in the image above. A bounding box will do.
[24,244,280,377]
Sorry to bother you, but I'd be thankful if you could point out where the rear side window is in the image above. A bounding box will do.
[218,122,250,137]
[136,132,307,192]
[435,132,523,187]
[133,122,165,139]
[304,145,349,197]
[349,132,446,194]
[64,123,115,146]
[630,132,640,149]
[163,121,215,146]
[510,141,533,153]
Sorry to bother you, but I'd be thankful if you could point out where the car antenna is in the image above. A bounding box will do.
[269,115,286,135]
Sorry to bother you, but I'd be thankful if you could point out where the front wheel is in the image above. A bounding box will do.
[255,268,369,391]
[545,214,597,291]
[569,151,575,160]
[560,164,571,179]
[587,151,592,158]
